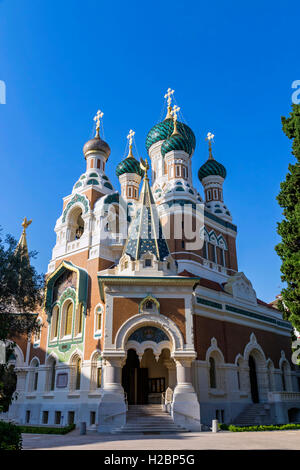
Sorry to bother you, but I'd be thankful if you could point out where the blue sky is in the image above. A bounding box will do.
[0,0,299,302]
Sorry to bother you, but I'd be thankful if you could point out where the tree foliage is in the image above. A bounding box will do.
[0,230,44,342]
[275,104,300,331]
[0,229,44,412]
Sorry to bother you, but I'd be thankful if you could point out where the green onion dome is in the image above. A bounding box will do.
[146,118,196,153]
[116,156,144,178]
[198,158,227,181]
[161,132,193,157]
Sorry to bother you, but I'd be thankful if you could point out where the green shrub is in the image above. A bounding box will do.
[18,423,75,435]
[226,423,300,432]
[0,421,22,450]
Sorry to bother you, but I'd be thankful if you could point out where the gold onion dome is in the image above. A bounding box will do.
[83,133,111,160]
[83,109,111,160]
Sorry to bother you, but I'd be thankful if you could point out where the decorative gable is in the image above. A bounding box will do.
[224,272,257,305]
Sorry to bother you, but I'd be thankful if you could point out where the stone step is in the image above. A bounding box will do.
[110,404,189,434]
[233,403,272,426]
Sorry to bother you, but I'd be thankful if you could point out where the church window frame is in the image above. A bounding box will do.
[94,304,103,338]
[207,189,212,201]
[75,304,84,337]
[50,305,59,341]
[90,351,102,392]
[67,206,85,242]
[60,299,74,339]
[45,356,57,392]
[175,165,181,177]
[28,358,40,392]
[209,357,217,389]
[69,353,82,392]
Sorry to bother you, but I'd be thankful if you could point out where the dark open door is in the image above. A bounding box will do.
[122,349,140,404]
[137,368,148,404]
[249,355,259,403]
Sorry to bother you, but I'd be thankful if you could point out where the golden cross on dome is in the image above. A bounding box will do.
[206,132,215,159]
[164,88,174,119]
[126,129,135,157]
[171,105,180,135]
[93,109,104,137]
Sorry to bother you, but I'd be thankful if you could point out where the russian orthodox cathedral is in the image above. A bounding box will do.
[3,89,300,431]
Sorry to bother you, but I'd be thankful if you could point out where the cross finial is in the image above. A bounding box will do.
[171,105,180,135]
[22,217,32,233]
[126,129,135,157]
[140,157,149,179]
[206,132,215,159]
[164,88,175,119]
[93,109,104,137]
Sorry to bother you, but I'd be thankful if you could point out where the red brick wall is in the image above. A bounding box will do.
[193,315,293,367]
[112,297,186,343]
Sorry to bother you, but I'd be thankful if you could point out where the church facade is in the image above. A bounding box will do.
[3,90,300,431]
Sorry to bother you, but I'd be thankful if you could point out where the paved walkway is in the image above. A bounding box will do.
[22,428,300,450]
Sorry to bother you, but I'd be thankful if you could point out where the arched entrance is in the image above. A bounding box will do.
[122,348,170,405]
[249,355,259,403]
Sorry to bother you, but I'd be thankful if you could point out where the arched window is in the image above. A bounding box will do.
[281,362,288,392]
[66,302,73,336]
[70,354,82,391]
[209,242,216,263]
[45,357,56,391]
[61,301,73,338]
[28,359,39,392]
[51,306,59,340]
[237,359,241,390]
[68,207,85,241]
[90,352,102,391]
[75,358,81,390]
[145,300,153,310]
[95,306,102,335]
[75,304,83,336]
[209,357,216,389]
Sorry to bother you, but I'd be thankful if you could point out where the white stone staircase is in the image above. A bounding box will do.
[111,404,190,434]
[233,403,272,426]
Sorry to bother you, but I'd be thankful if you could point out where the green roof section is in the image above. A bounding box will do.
[116,156,144,178]
[146,118,196,153]
[198,158,227,181]
[122,174,170,261]
[44,261,88,320]
[161,132,193,157]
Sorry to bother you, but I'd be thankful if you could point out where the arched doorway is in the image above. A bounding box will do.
[122,349,148,405]
[122,348,170,405]
[249,355,259,403]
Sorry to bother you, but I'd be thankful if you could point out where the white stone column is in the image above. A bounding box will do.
[164,359,176,390]
[172,356,201,431]
[15,368,27,393]
[98,354,126,432]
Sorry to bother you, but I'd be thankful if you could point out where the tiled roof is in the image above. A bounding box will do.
[123,176,170,261]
